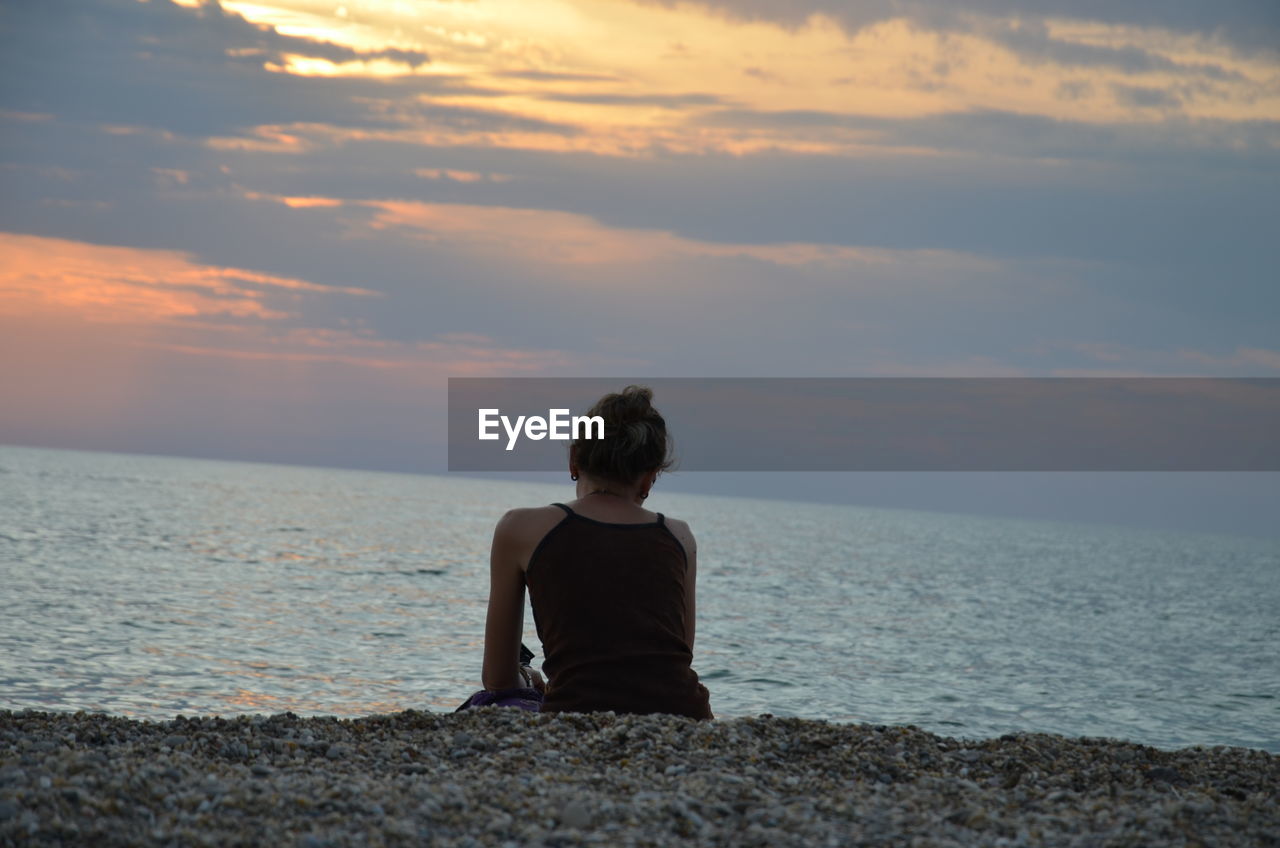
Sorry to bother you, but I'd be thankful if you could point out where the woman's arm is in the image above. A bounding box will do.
[481,510,527,691]
[685,530,698,649]
[668,518,698,649]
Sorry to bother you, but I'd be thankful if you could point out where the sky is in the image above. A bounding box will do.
[1,0,1278,536]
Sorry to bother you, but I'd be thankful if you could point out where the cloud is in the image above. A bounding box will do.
[973,17,1251,77]
[541,92,726,107]
[1,0,1276,391]
[4,95,1276,305]
[0,231,378,326]
[1177,346,1280,372]
[0,227,590,470]
[1030,341,1280,376]
[743,66,784,83]
[0,0,578,141]
[1111,83,1183,109]
[692,106,1280,168]
[355,197,1003,271]
[493,69,620,82]
[632,0,1280,59]
[1055,80,1094,101]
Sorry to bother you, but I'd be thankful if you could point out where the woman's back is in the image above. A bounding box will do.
[525,503,712,718]
[479,385,711,717]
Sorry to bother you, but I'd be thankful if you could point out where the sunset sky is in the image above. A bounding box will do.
[1,0,1277,531]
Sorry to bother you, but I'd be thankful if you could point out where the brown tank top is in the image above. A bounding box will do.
[525,503,712,719]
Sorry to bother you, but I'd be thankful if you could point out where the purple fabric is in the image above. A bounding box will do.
[455,687,544,712]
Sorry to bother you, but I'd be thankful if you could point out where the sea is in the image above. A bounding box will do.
[1,445,1276,752]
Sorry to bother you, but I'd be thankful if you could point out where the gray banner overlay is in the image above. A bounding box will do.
[448,378,1280,471]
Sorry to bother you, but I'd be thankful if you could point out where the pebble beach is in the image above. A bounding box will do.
[1,709,1275,846]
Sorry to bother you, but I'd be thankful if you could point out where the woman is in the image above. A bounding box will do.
[479,385,712,718]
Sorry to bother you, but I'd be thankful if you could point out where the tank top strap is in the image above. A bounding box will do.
[656,512,665,525]
[551,502,574,516]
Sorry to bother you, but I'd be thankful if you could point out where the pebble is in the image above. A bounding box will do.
[561,798,592,829]
[0,709,1274,846]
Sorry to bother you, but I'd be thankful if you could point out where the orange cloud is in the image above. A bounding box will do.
[359,198,1001,275]
[0,231,586,381]
[0,232,377,325]
[279,196,345,208]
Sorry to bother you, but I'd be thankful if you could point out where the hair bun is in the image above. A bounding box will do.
[614,385,654,423]
[572,385,674,484]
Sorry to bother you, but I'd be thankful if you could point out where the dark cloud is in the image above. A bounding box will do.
[493,70,620,82]
[0,0,573,138]
[1055,80,1094,101]
[699,108,848,127]
[977,19,1249,78]
[1111,84,1183,109]
[743,67,783,83]
[541,92,726,107]
[3,109,1278,389]
[694,106,1280,170]
[4,102,1277,304]
[634,0,1280,61]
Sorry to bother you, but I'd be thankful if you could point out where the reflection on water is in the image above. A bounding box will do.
[1,445,1277,752]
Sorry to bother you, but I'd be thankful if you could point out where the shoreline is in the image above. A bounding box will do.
[2,709,1276,846]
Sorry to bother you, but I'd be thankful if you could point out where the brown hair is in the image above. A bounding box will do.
[572,385,674,485]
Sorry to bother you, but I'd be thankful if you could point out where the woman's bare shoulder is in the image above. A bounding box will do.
[495,505,568,543]
[663,515,696,554]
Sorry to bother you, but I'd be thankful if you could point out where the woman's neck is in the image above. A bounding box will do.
[575,477,646,505]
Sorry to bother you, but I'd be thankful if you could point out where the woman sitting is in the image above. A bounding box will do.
[478,385,712,718]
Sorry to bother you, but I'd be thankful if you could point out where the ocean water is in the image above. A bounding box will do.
[1,445,1276,752]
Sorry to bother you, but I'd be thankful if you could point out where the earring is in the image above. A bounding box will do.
[640,492,648,500]
[571,474,578,481]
